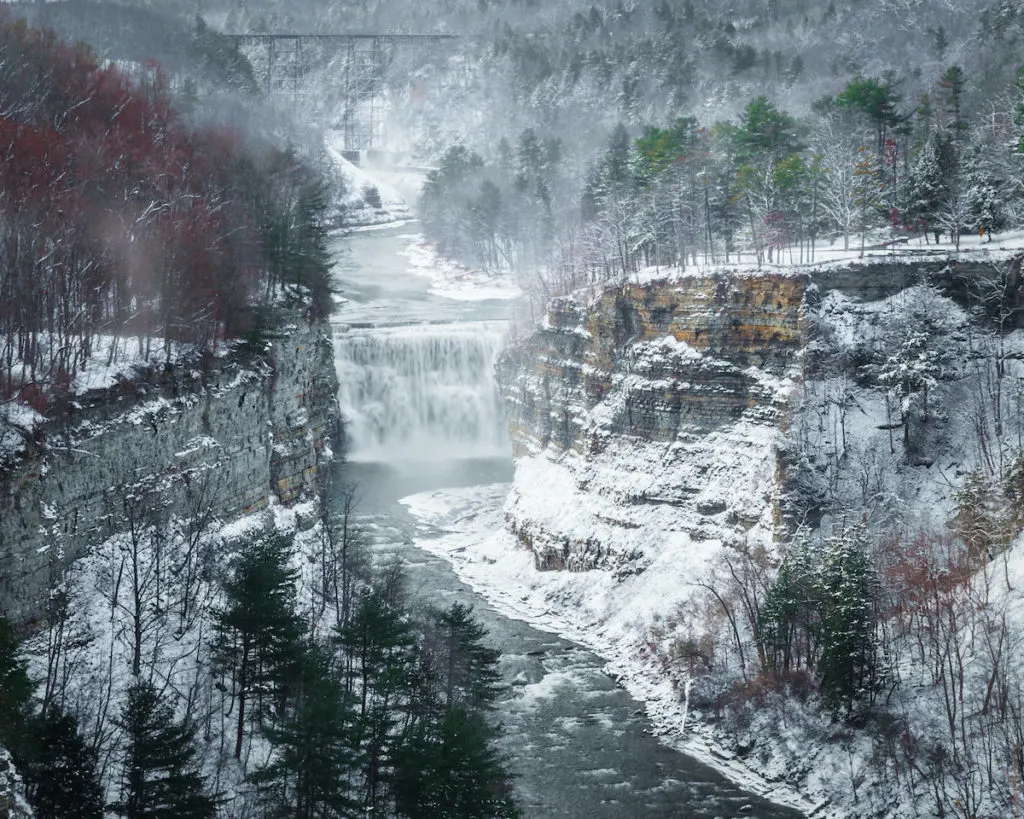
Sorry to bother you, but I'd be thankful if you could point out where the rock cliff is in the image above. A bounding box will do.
[0,748,32,819]
[497,273,806,571]
[496,257,1024,572]
[0,314,340,626]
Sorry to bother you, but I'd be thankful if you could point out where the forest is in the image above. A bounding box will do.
[420,71,1020,299]
[7,0,1024,815]
[0,11,519,818]
[0,10,333,413]
[0,483,519,818]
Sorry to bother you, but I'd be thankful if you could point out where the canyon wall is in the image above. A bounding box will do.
[496,257,1022,572]
[0,313,340,626]
[497,273,806,571]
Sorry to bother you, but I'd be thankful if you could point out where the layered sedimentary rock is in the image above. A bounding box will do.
[497,274,806,571]
[497,256,1024,573]
[0,314,340,626]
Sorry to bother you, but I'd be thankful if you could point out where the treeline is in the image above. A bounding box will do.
[687,470,1024,816]
[421,62,1024,294]
[0,485,519,818]
[648,275,1024,816]
[0,12,332,409]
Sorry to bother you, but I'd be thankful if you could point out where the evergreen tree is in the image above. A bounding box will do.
[253,643,361,819]
[634,117,698,179]
[937,65,968,137]
[729,96,804,160]
[420,145,486,261]
[902,133,956,242]
[759,539,822,674]
[962,133,1006,240]
[24,709,104,819]
[432,604,504,710]
[1013,64,1024,155]
[393,606,517,819]
[817,529,881,713]
[834,77,904,155]
[0,618,33,761]
[290,176,333,319]
[393,707,519,819]
[211,534,305,760]
[111,682,217,819]
[334,589,418,812]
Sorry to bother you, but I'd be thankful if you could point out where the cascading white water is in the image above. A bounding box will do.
[334,321,510,460]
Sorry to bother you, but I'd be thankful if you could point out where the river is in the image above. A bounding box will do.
[329,223,803,819]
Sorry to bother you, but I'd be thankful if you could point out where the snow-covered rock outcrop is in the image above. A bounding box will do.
[0,313,340,626]
[0,748,32,819]
[497,256,1024,573]
[497,274,807,571]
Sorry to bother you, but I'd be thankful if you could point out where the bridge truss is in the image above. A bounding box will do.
[226,34,458,150]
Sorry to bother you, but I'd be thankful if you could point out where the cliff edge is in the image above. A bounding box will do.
[0,313,341,626]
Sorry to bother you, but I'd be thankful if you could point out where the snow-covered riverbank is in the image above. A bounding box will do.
[401,483,829,818]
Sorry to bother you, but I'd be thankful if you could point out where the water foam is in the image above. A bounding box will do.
[334,321,511,461]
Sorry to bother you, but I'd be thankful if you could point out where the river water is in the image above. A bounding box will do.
[329,223,802,819]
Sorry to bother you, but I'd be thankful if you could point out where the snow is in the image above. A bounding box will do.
[0,334,240,461]
[395,272,1024,816]
[323,130,412,227]
[21,491,332,814]
[399,234,523,302]
[0,401,44,461]
[624,228,1024,286]
[400,483,820,815]
[72,335,230,395]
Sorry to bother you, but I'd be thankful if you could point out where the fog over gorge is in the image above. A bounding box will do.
[4,1,1024,818]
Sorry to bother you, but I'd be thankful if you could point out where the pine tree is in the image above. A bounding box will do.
[817,529,881,713]
[937,66,968,137]
[834,77,904,155]
[0,618,33,761]
[759,539,822,674]
[731,96,804,160]
[393,607,517,819]
[111,682,217,819]
[962,133,1006,240]
[253,643,361,819]
[24,709,104,819]
[393,706,519,819]
[902,133,956,242]
[432,604,504,710]
[211,534,305,760]
[333,590,418,811]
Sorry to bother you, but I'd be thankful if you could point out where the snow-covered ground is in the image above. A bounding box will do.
[396,266,1024,817]
[23,493,326,814]
[398,234,523,302]
[0,334,235,463]
[323,130,412,227]
[400,484,826,816]
[622,229,1024,287]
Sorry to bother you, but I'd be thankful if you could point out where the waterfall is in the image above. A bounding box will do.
[334,321,510,461]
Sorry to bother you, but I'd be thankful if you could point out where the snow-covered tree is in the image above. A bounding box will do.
[865,285,963,452]
[817,528,882,712]
[24,709,104,819]
[111,682,217,819]
[962,133,1007,240]
[816,129,862,251]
